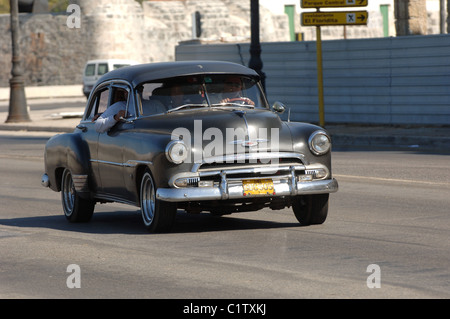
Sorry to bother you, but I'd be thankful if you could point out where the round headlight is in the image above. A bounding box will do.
[166,140,188,164]
[309,131,331,155]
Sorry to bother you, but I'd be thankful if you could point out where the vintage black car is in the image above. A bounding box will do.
[41,61,338,232]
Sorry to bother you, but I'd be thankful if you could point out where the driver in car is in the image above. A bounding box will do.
[220,75,254,105]
[93,89,130,133]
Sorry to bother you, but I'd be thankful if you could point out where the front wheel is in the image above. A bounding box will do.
[292,194,329,226]
[140,170,176,233]
[61,168,95,222]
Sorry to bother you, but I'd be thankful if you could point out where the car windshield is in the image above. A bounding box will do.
[137,75,268,116]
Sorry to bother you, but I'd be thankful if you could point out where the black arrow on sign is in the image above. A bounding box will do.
[357,14,366,22]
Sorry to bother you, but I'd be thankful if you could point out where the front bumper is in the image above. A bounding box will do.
[156,178,338,202]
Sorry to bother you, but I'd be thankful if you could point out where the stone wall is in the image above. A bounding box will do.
[0,0,289,87]
[0,13,90,87]
[73,0,149,62]
[141,0,289,62]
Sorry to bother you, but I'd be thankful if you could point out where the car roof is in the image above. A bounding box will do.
[85,59,140,64]
[96,60,260,87]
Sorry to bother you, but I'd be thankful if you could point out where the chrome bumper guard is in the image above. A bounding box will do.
[41,173,50,187]
[156,178,338,202]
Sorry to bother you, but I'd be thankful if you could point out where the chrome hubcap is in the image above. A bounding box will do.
[141,173,156,226]
[62,170,75,216]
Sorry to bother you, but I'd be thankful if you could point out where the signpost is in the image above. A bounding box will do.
[301,0,368,9]
[300,0,368,127]
[301,11,368,26]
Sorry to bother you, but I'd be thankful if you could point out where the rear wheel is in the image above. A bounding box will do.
[61,168,95,222]
[292,194,329,225]
[140,170,176,233]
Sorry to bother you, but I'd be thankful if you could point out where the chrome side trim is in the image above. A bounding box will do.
[125,160,153,167]
[90,159,152,167]
[90,159,121,166]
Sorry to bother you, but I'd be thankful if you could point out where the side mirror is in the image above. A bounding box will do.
[272,101,286,114]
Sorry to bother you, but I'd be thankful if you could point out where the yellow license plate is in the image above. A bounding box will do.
[242,179,274,196]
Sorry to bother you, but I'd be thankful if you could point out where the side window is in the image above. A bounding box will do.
[85,64,95,76]
[84,87,110,120]
[97,63,109,76]
[98,89,110,114]
[138,83,167,116]
[86,95,98,120]
[109,86,131,117]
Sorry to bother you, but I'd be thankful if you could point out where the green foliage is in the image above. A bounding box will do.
[48,0,69,12]
[0,0,9,14]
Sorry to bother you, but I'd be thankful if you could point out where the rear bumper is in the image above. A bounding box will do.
[156,178,338,202]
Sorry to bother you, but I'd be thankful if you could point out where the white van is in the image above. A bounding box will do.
[82,59,139,97]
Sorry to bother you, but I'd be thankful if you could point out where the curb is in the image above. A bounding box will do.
[0,124,74,133]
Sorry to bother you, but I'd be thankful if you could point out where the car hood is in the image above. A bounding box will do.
[135,107,294,157]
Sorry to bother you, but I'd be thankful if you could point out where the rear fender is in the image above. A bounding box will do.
[44,133,91,192]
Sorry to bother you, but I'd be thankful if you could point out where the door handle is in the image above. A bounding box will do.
[76,124,87,132]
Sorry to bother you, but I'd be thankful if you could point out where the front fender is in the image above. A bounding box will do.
[44,133,91,192]
[284,121,332,168]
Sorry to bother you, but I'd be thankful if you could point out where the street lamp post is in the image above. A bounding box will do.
[248,0,266,92]
[6,0,30,123]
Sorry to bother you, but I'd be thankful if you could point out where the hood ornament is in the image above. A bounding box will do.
[230,109,269,147]
[230,139,269,148]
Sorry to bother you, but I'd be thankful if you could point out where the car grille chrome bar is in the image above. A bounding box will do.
[198,164,306,178]
[191,152,309,173]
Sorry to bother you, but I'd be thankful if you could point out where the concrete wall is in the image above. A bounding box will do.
[176,34,450,126]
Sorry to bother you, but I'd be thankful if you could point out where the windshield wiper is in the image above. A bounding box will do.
[210,102,255,108]
[166,103,208,113]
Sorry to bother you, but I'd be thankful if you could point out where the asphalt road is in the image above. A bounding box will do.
[0,131,449,300]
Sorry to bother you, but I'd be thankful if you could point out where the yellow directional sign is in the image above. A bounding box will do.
[301,11,368,26]
[301,0,368,8]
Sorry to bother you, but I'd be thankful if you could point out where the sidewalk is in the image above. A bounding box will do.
[1,94,450,153]
[0,85,83,101]
[0,106,83,133]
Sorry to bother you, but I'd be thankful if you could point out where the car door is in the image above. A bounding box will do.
[76,83,111,192]
[97,83,134,200]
